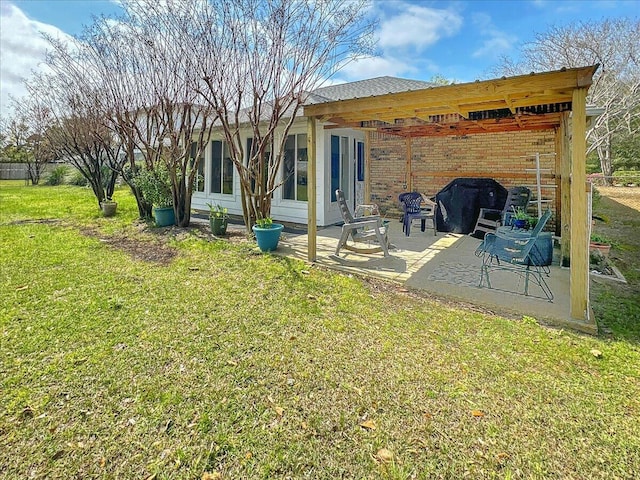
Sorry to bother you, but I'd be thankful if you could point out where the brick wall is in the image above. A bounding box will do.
[369,129,558,228]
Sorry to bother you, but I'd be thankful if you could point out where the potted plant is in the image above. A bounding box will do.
[252,216,284,252]
[511,206,529,229]
[589,233,612,257]
[207,203,228,235]
[134,167,175,227]
[100,197,117,217]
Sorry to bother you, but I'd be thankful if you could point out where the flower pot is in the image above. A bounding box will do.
[513,219,527,229]
[589,242,611,257]
[210,216,228,235]
[100,201,117,217]
[252,223,284,252]
[153,206,175,227]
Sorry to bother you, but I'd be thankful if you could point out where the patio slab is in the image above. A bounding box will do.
[277,221,597,334]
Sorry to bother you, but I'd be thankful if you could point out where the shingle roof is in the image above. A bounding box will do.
[308,76,435,103]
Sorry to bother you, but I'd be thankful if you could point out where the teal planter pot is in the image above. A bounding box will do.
[153,206,175,227]
[252,223,284,252]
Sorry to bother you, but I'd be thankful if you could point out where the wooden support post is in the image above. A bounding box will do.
[570,89,589,321]
[558,112,571,266]
[307,117,317,262]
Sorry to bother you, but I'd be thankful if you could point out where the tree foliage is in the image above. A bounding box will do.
[494,18,640,178]
[40,1,218,223]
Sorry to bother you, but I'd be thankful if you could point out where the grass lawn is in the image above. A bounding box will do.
[590,187,640,341]
[1,181,639,479]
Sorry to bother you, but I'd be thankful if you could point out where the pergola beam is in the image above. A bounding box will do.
[304,66,598,123]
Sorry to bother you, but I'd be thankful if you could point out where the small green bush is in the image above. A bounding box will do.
[133,166,173,207]
[44,165,69,186]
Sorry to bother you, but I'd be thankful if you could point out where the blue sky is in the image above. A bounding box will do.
[1,0,638,116]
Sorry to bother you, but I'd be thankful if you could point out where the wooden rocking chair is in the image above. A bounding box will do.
[334,189,390,257]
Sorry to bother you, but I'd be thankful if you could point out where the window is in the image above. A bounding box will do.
[246,137,271,193]
[357,141,365,182]
[190,142,205,192]
[330,135,349,202]
[211,140,233,194]
[283,133,308,201]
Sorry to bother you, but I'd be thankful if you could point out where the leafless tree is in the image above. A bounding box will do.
[89,0,218,226]
[4,94,57,185]
[25,75,124,207]
[190,0,375,229]
[42,0,218,225]
[493,19,640,180]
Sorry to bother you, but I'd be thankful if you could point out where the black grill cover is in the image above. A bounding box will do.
[435,178,508,234]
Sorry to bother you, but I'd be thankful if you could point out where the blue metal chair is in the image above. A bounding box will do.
[475,209,553,301]
[399,192,437,237]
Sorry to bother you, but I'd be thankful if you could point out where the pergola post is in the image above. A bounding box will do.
[570,88,589,321]
[307,117,317,262]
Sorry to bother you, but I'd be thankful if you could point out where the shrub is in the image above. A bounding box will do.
[44,165,68,186]
[133,166,173,208]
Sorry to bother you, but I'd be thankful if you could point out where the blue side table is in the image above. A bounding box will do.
[496,226,553,266]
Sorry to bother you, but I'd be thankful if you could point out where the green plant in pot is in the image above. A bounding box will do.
[511,206,530,229]
[589,233,612,257]
[252,216,284,252]
[134,167,175,227]
[207,203,228,235]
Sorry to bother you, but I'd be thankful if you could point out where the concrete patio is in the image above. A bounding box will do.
[276,220,596,333]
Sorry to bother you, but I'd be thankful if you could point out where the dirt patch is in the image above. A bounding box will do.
[80,221,252,264]
[9,218,63,226]
[80,225,178,264]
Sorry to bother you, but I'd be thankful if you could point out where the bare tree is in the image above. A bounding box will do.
[41,0,218,225]
[190,0,375,229]
[88,0,218,226]
[26,75,124,207]
[4,94,57,185]
[493,19,640,180]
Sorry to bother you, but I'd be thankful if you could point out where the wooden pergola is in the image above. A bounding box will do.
[303,65,599,324]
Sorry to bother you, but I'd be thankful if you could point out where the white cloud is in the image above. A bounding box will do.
[377,4,463,51]
[0,2,72,118]
[470,12,517,60]
[337,2,463,83]
[336,55,417,82]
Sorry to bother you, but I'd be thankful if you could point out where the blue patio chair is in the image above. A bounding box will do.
[399,192,437,237]
[334,189,390,257]
[475,209,553,301]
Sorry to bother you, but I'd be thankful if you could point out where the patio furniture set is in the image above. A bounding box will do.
[334,184,554,301]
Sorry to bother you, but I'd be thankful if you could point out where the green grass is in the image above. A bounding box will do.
[591,187,640,340]
[1,181,639,479]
